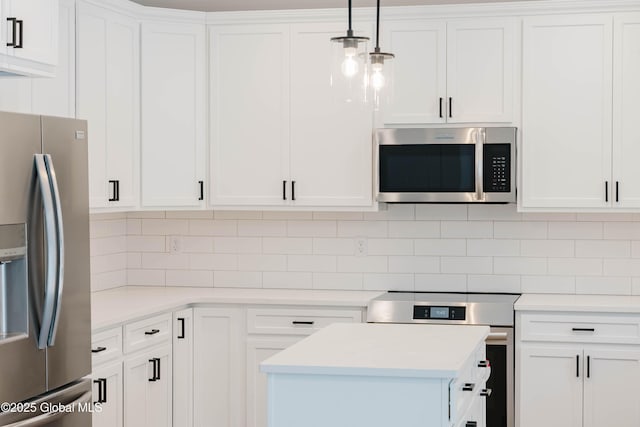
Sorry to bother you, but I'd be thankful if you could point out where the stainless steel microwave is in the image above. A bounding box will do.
[375,127,516,203]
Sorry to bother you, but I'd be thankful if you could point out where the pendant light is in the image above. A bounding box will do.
[368,0,394,109]
[330,0,370,103]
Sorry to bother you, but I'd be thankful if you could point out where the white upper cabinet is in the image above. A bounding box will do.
[210,24,290,207]
[289,22,373,207]
[77,1,140,210]
[140,19,206,208]
[382,17,515,125]
[613,14,640,209]
[0,0,58,76]
[521,15,613,209]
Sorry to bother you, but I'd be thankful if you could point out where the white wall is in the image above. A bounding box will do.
[90,205,640,295]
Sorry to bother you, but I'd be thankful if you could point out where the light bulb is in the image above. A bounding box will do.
[341,47,359,77]
[371,68,385,90]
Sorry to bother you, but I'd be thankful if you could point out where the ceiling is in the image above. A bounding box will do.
[131,0,531,12]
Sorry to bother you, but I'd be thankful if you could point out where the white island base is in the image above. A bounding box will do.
[261,323,490,427]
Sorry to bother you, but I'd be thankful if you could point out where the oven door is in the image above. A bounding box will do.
[375,128,484,203]
[486,327,514,427]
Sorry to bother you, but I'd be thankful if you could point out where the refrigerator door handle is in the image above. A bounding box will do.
[33,154,59,350]
[2,391,92,427]
[43,154,64,347]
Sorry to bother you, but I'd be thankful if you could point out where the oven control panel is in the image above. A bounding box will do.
[413,305,466,321]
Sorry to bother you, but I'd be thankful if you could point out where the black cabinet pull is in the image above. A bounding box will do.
[480,388,492,397]
[292,320,314,325]
[283,180,287,200]
[292,181,296,201]
[462,383,475,391]
[439,97,443,118]
[449,97,453,118]
[576,354,580,378]
[148,359,157,382]
[145,329,160,336]
[572,328,595,332]
[155,357,161,380]
[477,360,489,368]
[198,181,204,201]
[177,317,185,339]
[91,346,107,353]
[6,18,16,47]
[605,181,609,202]
[466,422,478,427]
[108,180,120,202]
[102,378,108,403]
[616,181,620,203]
[93,379,103,403]
[587,355,590,378]
[15,19,23,49]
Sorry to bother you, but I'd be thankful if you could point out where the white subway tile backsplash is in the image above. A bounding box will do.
[312,211,363,220]
[90,219,126,238]
[521,276,576,294]
[548,222,603,240]
[126,219,141,235]
[337,256,388,273]
[363,204,415,221]
[141,253,189,270]
[521,213,576,222]
[576,213,634,222]
[238,254,287,272]
[166,210,214,219]
[520,240,574,258]
[288,255,336,272]
[289,220,337,237]
[127,253,142,269]
[604,222,640,240]
[312,238,354,255]
[389,221,440,238]
[128,269,165,286]
[468,205,522,221]
[603,259,640,277]
[494,222,547,239]
[237,220,285,237]
[468,275,521,293]
[414,239,466,256]
[181,236,215,253]
[442,221,492,238]
[166,270,214,287]
[415,274,466,292]
[575,276,631,295]
[214,237,262,254]
[91,253,127,274]
[467,239,519,257]
[494,257,546,275]
[189,220,237,236]
[367,239,413,256]
[633,241,640,258]
[389,256,440,274]
[263,237,312,254]
[415,205,467,221]
[263,272,313,289]
[337,221,387,238]
[214,210,262,220]
[263,211,313,220]
[90,236,126,257]
[633,278,640,296]
[363,273,413,291]
[313,273,363,290]
[127,236,165,253]
[127,211,165,219]
[575,240,630,258]
[91,270,126,292]
[442,257,492,274]
[548,258,602,276]
[189,254,238,271]
[142,219,188,236]
[214,271,262,288]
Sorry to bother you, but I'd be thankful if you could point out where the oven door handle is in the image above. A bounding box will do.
[486,332,508,341]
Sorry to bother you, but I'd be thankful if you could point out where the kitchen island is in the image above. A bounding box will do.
[261,323,490,427]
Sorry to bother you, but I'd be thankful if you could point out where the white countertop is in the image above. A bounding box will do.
[260,323,489,378]
[91,286,382,331]
[515,293,640,313]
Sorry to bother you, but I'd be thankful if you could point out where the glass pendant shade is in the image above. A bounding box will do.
[368,0,394,110]
[330,35,369,103]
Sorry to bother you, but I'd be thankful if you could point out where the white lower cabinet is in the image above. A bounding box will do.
[517,312,640,427]
[173,308,193,427]
[92,361,124,427]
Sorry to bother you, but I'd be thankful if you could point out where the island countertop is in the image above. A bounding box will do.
[261,322,489,378]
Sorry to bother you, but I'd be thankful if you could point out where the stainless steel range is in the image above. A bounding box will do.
[367,291,520,427]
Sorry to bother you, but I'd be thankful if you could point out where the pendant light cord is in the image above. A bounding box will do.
[347,0,353,36]
[375,0,381,49]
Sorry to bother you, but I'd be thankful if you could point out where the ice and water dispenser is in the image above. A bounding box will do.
[0,223,28,341]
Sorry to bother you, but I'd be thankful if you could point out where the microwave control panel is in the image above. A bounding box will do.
[483,144,511,192]
[413,305,466,321]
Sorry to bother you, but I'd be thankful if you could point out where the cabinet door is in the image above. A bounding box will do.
[77,2,139,209]
[193,307,245,427]
[613,14,640,208]
[123,344,172,427]
[141,20,206,208]
[209,24,290,207]
[521,15,613,209]
[173,308,193,427]
[8,0,58,67]
[289,22,373,207]
[92,362,123,427]
[382,20,446,124]
[518,346,583,427]
[246,337,301,427]
[446,18,515,123]
[583,348,640,427]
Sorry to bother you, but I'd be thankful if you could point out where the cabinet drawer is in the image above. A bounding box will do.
[247,308,362,336]
[124,313,172,354]
[92,327,123,367]
[519,313,640,345]
[449,342,487,424]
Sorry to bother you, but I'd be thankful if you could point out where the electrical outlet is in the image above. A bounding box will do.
[355,238,367,257]
[169,236,182,253]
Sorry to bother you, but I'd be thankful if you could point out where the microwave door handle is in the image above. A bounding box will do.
[475,130,484,202]
[32,154,58,350]
[43,154,64,347]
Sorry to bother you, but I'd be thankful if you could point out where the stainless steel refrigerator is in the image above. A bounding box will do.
[0,112,92,426]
